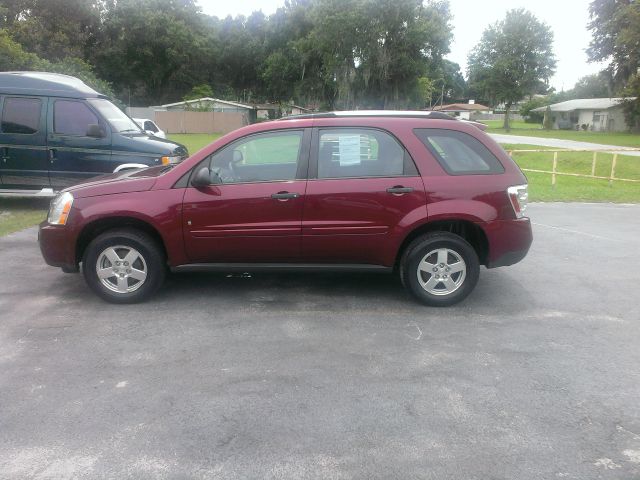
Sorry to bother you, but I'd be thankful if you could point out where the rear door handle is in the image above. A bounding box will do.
[49,149,57,164]
[386,186,414,195]
[271,191,299,201]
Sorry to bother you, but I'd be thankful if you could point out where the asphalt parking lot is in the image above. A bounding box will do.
[0,202,639,479]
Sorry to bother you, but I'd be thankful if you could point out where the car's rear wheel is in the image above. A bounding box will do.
[400,232,479,307]
[82,228,165,304]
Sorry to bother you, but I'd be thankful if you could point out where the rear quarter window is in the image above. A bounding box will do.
[414,128,504,175]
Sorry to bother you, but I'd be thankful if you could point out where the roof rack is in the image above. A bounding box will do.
[280,110,457,121]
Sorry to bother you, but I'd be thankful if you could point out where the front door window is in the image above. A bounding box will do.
[208,131,303,184]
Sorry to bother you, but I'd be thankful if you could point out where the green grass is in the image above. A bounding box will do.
[484,120,533,130]
[501,143,640,202]
[484,120,640,148]
[0,198,48,237]
[168,133,222,154]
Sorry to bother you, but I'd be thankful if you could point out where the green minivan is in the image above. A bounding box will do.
[0,72,187,195]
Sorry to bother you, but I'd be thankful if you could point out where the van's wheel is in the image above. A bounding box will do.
[82,228,165,304]
[400,232,479,307]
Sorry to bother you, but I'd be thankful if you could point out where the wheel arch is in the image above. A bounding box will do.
[76,216,168,266]
[395,218,489,269]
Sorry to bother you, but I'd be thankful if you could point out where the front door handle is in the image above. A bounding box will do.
[271,191,299,201]
[386,186,414,195]
[49,149,57,164]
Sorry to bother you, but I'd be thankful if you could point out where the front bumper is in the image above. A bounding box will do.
[38,221,77,271]
[484,217,533,268]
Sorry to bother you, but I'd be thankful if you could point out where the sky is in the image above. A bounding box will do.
[197,0,606,92]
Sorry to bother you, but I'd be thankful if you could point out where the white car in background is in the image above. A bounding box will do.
[133,118,166,138]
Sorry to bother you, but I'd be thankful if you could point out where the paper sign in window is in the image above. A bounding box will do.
[338,135,362,166]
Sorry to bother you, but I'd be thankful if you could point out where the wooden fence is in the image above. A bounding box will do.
[506,148,640,187]
[154,111,249,135]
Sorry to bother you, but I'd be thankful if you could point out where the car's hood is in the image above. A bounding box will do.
[63,166,169,199]
[114,133,188,157]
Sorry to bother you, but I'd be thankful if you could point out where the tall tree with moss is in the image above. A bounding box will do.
[587,0,640,131]
[467,9,556,131]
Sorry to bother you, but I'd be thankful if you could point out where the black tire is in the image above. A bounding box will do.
[82,228,165,304]
[399,232,480,307]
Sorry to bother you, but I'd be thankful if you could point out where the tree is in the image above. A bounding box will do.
[2,0,101,61]
[621,74,640,131]
[0,28,42,70]
[569,72,611,98]
[184,84,214,101]
[587,0,640,87]
[467,9,556,131]
[416,77,436,108]
[91,0,214,105]
[543,105,553,130]
[519,96,547,124]
[0,29,120,104]
[587,0,640,130]
[1,0,455,110]
[438,59,467,103]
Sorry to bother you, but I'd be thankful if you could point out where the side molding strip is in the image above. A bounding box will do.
[171,263,392,273]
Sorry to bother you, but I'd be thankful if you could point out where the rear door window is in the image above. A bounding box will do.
[317,129,416,179]
[1,97,42,134]
[54,100,100,136]
[414,128,504,175]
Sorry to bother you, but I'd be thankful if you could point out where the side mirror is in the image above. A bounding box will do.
[145,129,156,136]
[232,150,243,163]
[191,166,211,187]
[87,124,104,138]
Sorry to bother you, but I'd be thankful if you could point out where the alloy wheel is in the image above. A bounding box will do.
[96,245,148,294]
[416,248,466,296]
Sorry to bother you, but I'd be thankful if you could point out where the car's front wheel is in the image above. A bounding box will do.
[400,232,480,307]
[82,228,165,304]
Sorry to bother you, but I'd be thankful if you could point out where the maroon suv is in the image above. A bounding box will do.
[39,111,532,306]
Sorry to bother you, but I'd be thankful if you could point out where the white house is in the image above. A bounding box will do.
[429,101,491,120]
[532,97,634,132]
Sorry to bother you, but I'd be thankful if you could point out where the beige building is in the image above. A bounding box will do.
[533,98,634,132]
[429,101,491,120]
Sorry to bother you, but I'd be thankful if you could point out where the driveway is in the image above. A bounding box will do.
[1,203,639,479]
[490,133,640,156]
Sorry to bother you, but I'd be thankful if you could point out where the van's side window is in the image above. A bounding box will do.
[1,97,42,134]
[54,100,100,136]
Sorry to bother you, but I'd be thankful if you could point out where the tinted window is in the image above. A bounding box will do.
[414,128,504,175]
[318,129,414,179]
[1,97,41,134]
[207,131,302,184]
[54,100,100,136]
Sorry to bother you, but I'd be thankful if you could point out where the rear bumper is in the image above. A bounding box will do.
[484,217,533,268]
[38,221,77,271]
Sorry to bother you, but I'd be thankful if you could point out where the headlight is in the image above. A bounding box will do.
[160,155,183,165]
[48,192,74,225]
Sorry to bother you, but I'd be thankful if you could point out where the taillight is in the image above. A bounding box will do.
[507,184,528,218]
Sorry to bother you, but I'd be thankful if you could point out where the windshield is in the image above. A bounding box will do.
[88,99,143,134]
